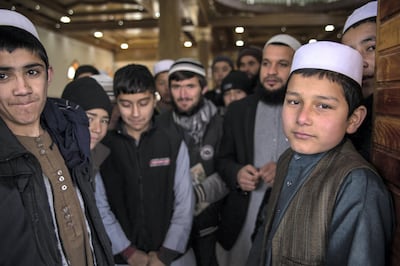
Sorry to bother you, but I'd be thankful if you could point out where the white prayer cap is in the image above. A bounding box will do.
[91,73,115,103]
[265,34,302,51]
[290,41,363,86]
[169,58,206,77]
[0,9,39,40]
[153,59,174,77]
[343,1,377,34]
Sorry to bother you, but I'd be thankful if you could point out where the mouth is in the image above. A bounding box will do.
[293,131,313,140]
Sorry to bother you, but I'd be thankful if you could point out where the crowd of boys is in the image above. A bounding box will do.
[0,1,394,266]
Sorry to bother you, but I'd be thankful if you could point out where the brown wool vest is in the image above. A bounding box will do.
[260,140,376,266]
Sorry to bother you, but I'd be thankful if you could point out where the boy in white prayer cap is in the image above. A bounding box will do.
[342,1,377,160]
[246,41,393,266]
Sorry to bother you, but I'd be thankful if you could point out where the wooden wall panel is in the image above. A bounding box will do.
[376,0,400,264]
[380,0,400,20]
[375,86,400,116]
[376,48,400,81]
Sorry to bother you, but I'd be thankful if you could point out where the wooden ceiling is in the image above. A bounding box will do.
[0,0,371,59]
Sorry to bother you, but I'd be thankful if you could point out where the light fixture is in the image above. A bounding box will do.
[324,25,335,32]
[120,43,129,49]
[67,60,79,80]
[60,16,71,23]
[184,41,192,48]
[308,39,317,43]
[235,26,245,34]
[94,31,103,38]
[236,40,244,47]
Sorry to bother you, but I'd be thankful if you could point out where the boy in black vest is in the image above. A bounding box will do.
[247,41,394,266]
[100,64,195,266]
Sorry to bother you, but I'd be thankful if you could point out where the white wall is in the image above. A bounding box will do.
[37,27,115,97]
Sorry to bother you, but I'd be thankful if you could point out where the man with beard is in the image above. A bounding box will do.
[216,34,301,266]
[236,46,263,93]
[156,58,228,266]
[341,1,377,161]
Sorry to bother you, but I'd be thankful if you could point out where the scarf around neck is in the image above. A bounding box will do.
[173,99,217,144]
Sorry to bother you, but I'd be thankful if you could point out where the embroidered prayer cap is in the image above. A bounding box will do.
[169,58,206,77]
[343,1,377,34]
[0,9,39,40]
[153,59,174,77]
[290,41,363,86]
[265,34,301,51]
[221,70,252,95]
[62,76,113,116]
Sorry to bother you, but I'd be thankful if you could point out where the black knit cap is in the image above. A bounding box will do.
[221,70,252,94]
[212,55,234,70]
[62,76,113,116]
[236,46,263,68]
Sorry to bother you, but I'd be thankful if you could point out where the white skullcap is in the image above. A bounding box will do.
[169,58,206,77]
[290,41,363,86]
[91,73,115,103]
[0,9,39,40]
[265,34,302,51]
[343,1,377,34]
[153,59,174,77]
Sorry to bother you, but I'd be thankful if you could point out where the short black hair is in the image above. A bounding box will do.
[113,64,156,97]
[289,69,363,117]
[0,26,49,71]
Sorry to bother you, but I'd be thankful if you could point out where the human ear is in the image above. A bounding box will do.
[346,105,367,134]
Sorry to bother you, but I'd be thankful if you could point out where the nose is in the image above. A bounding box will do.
[13,74,32,95]
[179,87,188,99]
[296,105,312,126]
[267,63,278,75]
[90,119,101,133]
[132,103,140,117]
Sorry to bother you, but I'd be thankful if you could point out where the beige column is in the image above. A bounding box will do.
[194,27,211,72]
[158,0,181,59]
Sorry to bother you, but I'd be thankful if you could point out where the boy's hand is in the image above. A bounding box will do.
[258,161,276,185]
[237,164,260,191]
[126,249,149,266]
[148,251,166,266]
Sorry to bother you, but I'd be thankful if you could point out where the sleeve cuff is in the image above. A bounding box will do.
[157,246,181,265]
[121,245,136,261]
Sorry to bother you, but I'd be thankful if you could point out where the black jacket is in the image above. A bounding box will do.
[156,110,224,235]
[216,94,259,250]
[0,98,114,266]
[100,121,181,263]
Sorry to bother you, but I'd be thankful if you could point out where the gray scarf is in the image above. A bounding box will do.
[173,99,217,144]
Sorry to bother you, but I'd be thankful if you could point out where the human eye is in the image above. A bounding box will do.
[139,99,150,107]
[262,60,270,67]
[279,61,290,68]
[118,101,131,108]
[285,97,299,105]
[366,44,376,52]
[101,118,110,124]
[0,72,8,80]
[86,115,94,123]
[316,103,332,109]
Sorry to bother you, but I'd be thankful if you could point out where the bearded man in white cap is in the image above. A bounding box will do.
[153,59,174,113]
[0,9,113,265]
[216,34,301,266]
[342,1,377,161]
[246,41,393,266]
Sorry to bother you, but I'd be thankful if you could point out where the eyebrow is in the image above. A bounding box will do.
[286,90,340,102]
[361,36,376,45]
[0,63,45,72]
